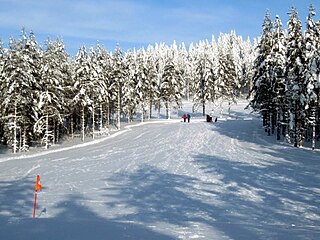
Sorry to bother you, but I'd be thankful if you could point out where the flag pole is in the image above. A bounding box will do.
[33,190,38,218]
[33,175,42,218]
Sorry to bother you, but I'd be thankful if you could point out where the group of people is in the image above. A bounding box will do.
[182,113,218,123]
[182,113,191,123]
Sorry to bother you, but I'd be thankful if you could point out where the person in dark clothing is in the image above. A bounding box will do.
[187,114,191,123]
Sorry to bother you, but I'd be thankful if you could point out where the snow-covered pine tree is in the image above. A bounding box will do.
[249,11,274,135]
[193,40,216,116]
[304,5,319,150]
[177,42,191,100]
[161,52,183,119]
[72,46,94,141]
[95,45,112,131]
[123,50,139,122]
[154,43,167,118]
[88,46,109,139]
[0,38,20,153]
[110,45,127,129]
[238,37,256,96]
[286,8,306,147]
[145,45,159,119]
[19,30,42,151]
[35,38,69,148]
[135,48,150,122]
[270,15,287,140]
[0,30,42,152]
[217,32,239,115]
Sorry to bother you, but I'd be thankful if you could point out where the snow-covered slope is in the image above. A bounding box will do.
[0,101,319,240]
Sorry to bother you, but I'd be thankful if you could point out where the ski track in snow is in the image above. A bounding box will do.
[0,101,319,240]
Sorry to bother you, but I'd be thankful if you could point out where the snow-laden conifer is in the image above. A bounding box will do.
[271,15,287,140]
[35,39,69,148]
[0,30,42,152]
[161,51,183,119]
[110,46,127,129]
[71,46,94,141]
[95,45,112,130]
[286,8,306,147]
[249,11,274,135]
[304,5,319,150]
[193,40,217,116]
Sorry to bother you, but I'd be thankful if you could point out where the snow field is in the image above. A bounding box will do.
[0,101,319,240]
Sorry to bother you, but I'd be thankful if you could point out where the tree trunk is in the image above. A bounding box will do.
[311,107,316,150]
[202,100,205,117]
[267,111,271,136]
[22,126,27,151]
[13,102,17,154]
[141,102,144,122]
[117,86,121,129]
[149,99,152,120]
[45,113,49,149]
[71,115,74,139]
[166,101,171,119]
[92,103,95,140]
[127,110,131,123]
[276,110,281,141]
[82,105,85,142]
[294,102,298,147]
[100,103,103,132]
[55,121,59,144]
[312,124,316,150]
[157,100,161,119]
[19,125,22,151]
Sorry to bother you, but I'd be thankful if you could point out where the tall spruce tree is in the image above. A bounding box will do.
[193,40,216,116]
[35,39,69,148]
[161,55,183,119]
[286,8,306,147]
[271,15,287,140]
[304,5,319,150]
[249,11,274,135]
[72,46,94,141]
[0,30,42,152]
[95,45,112,129]
[111,46,127,129]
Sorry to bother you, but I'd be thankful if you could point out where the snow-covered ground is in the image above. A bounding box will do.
[0,101,319,240]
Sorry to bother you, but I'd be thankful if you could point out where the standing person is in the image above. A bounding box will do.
[182,114,187,122]
[187,114,191,123]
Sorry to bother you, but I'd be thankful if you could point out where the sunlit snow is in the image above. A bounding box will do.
[0,100,319,240]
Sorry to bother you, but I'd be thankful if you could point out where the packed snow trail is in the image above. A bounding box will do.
[0,102,319,240]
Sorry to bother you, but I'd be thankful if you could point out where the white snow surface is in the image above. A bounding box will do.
[0,100,319,240]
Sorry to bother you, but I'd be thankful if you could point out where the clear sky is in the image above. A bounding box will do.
[0,0,318,54]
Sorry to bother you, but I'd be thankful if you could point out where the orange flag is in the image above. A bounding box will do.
[34,175,42,191]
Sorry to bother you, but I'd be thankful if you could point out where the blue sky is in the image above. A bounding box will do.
[0,0,318,54]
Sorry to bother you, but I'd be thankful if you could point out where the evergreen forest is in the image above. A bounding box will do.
[0,6,319,152]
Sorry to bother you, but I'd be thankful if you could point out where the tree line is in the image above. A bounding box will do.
[249,6,320,150]
[1,5,319,153]
[0,29,254,153]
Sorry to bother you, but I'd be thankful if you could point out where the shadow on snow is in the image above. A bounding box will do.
[0,179,175,240]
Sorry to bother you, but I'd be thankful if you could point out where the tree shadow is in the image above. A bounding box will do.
[0,177,34,218]
[192,153,320,240]
[103,165,270,239]
[0,182,175,240]
[212,116,267,144]
[213,107,320,151]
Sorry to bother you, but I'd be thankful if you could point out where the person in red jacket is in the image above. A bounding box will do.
[182,114,187,122]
